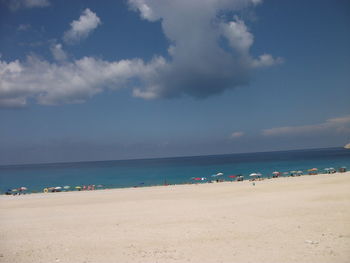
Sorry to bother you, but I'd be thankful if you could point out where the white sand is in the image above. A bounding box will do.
[1,172,350,263]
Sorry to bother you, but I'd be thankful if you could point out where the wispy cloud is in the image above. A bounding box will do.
[5,0,50,11]
[17,24,31,31]
[230,131,245,139]
[63,8,101,44]
[262,116,350,136]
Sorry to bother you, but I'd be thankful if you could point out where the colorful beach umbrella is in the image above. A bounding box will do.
[228,175,237,178]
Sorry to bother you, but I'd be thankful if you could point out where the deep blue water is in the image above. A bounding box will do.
[0,147,349,193]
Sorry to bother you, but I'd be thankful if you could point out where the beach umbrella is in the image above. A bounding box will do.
[272,171,280,177]
[216,172,224,176]
[19,187,27,191]
[228,175,237,178]
[249,173,258,177]
[308,168,318,174]
[193,177,202,181]
[54,186,62,190]
[11,189,18,192]
[75,186,82,189]
[63,186,70,189]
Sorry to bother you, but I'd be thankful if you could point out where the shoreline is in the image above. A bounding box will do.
[1,170,349,199]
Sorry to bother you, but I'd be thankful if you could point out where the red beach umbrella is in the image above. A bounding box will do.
[228,175,237,178]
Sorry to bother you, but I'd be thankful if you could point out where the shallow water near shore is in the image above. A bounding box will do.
[1,147,349,192]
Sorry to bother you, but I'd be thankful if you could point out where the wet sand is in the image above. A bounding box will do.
[1,172,350,263]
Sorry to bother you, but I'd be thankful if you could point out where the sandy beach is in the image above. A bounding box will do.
[1,172,350,263]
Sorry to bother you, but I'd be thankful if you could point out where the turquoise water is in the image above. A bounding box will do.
[0,147,349,192]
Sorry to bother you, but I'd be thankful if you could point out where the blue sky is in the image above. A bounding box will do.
[0,0,349,165]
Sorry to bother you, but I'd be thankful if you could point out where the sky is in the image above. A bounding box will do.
[0,0,349,165]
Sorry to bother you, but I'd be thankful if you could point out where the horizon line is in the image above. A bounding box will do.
[0,145,346,168]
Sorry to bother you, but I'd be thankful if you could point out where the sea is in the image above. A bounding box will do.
[0,147,349,193]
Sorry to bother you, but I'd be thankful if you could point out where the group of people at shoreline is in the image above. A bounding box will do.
[3,166,347,196]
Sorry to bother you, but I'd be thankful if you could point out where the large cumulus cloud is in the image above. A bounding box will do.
[0,0,282,107]
[129,0,282,99]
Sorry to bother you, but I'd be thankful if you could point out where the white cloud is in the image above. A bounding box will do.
[6,0,50,10]
[221,16,254,54]
[252,54,284,68]
[129,0,157,21]
[63,8,101,44]
[50,43,67,62]
[262,116,350,136]
[230,131,245,138]
[0,0,282,107]
[0,55,165,107]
